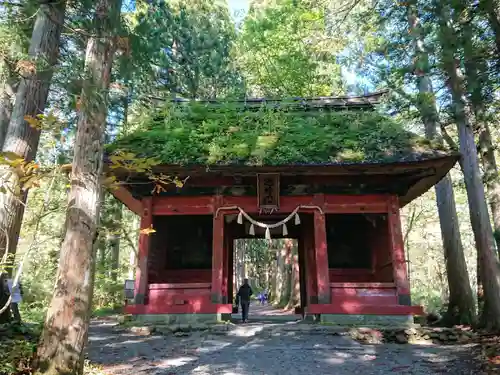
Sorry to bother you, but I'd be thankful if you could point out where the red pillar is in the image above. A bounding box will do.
[314,210,330,304]
[303,218,317,303]
[134,196,152,305]
[222,228,232,302]
[211,198,224,304]
[227,234,234,304]
[388,195,411,305]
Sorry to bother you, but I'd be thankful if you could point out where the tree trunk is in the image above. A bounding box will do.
[290,251,300,308]
[456,4,500,317]
[33,1,121,374]
[0,2,65,264]
[436,2,500,330]
[455,4,500,253]
[479,0,500,57]
[274,241,287,306]
[280,240,292,307]
[477,124,500,250]
[109,200,122,283]
[407,3,476,325]
[0,79,17,149]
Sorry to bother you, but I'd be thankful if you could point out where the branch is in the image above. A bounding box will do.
[440,123,458,150]
[440,123,464,171]
[0,166,60,314]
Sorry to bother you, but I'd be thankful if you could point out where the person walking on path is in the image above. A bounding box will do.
[6,278,22,322]
[237,278,253,323]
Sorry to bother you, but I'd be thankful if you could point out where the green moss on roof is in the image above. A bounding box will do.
[106,103,449,166]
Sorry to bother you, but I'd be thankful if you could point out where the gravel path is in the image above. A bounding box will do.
[86,319,482,375]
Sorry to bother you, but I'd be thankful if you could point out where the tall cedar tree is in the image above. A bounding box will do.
[456,2,500,253]
[407,3,475,325]
[0,1,65,323]
[435,0,500,329]
[33,0,122,373]
[0,2,36,149]
[0,1,65,259]
[479,0,500,59]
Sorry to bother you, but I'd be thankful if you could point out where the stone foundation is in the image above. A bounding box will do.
[134,313,222,325]
[319,314,413,327]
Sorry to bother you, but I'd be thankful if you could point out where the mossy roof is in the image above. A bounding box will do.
[106,98,451,167]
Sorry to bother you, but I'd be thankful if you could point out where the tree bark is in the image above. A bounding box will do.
[453,2,500,253]
[407,3,476,325]
[108,198,122,283]
[477,124,500,250]
[0,2,65,263]
[33,1,121,374]
[0,79,17,149]
[436,2,500,330]
[280,239,292,307]
[479,0,500,58]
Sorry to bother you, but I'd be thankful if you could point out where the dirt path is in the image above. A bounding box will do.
[86,319,483,375]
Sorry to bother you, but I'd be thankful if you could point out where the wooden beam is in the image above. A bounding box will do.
[304,218,317,303]
[125,303,233,315]
[151,194,391,216]
[110,186,142,215]
[109,154,459,181]
[388,196,411,305]
[152,195,214,215]
[211,196,225,303]
[134,197,152,305]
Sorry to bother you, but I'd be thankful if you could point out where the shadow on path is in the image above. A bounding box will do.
[86,318,482,375]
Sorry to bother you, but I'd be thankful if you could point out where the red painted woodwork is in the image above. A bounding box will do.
[324,194,389,213]
[149,283,211,289]
[125,303,233,314]
[111,186,142,215]
[329,269,374,283]
[313,209,330,303]
[128,192,419,317]
[371,216,394,282]
[222,231,231,298]
[388,196,410,296]
[161,270,211,283]
[330,282,396,288]
[151,194,392,216]
[137,282,231,314]
[211,197,224,303]
[297,231,308,308]
[330,282,398,305]
[152,196,214,215]
[303,216,317,302]
[134,197,153,303]
[307,303,424,315]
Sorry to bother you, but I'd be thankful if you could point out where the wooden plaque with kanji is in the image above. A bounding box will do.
[257,173,280,212]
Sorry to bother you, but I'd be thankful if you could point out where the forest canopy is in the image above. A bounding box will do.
[107,102,450,166]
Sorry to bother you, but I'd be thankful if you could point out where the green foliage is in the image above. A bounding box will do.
[0,1,37,82]
[122,0,243,101]
[0,323,38,375]
[92,272,124,310]
[108,103,448,166]
[237,0,345,97]
[0,323,107,375]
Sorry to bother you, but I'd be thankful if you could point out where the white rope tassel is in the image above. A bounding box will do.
[237,211,243,224]
[249,224,255,236]
[265,227,271,240]
[282,223,288,236]
[295,212,301,225]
